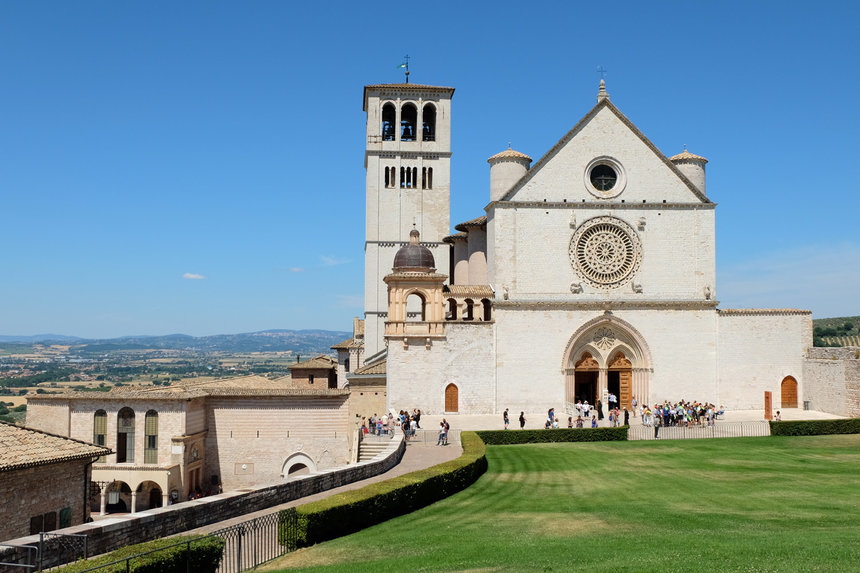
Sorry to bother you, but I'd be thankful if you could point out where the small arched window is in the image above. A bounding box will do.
[144,410,158,464]
[481,298,492,321]
[93,410,107,462]
[464,299,474,321]
[427,167,433,189]
[382,103,396,141]
[422,103,436,141]
[401,103,417,141]
[446,298,458,320]
[116,407,135,463]
[400,166,406,188]
[406,292,426,321]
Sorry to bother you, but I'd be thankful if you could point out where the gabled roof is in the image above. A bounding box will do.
[446,285,495,298]
[0,421,111,472]
[496,99,712,204]
[331,337,364,350]
[443,232,468,243]
[290,355,337,370]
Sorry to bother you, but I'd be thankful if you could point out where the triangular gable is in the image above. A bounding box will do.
[496,99,711,204]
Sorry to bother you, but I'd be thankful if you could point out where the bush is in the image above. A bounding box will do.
[286,431,487,548]
[12,404,26,412]
[55,535,224,573]
[476,426,629,445]
[770,418,860,436]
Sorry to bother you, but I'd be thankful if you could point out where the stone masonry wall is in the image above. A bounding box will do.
[0,460,90,543]
[804,347,860,417]
[0,439,406,567]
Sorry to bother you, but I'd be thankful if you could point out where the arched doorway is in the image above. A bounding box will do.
[571,352,599,406]
[781,376,798,408]
[282,453,317,479]
[608,352,633,410]
[445,383,459,412]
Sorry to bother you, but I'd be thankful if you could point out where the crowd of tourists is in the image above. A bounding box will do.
[640,401,724,427]
[360,409,451,445]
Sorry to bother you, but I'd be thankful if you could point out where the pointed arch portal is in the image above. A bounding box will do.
[562,316,652,413]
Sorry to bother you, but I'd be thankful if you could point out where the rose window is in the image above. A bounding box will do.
[569,217,642,288]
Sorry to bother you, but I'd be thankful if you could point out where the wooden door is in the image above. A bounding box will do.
[445,383,458,412]
[781,376,798,408]
[619,371,632,409]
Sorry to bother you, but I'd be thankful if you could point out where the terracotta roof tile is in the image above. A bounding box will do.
[488,148,532,162]
[353,359,386,375]
[454,215,487,232]
[669,149,708,163]
[0,421,111,472]
[446,285,495,298]
[290,355,337,370]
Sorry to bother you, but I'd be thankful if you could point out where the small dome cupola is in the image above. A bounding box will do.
[488,145,532,202]
[393,228,436,271]
[669,146,708,194]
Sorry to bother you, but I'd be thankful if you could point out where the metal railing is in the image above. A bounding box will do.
[58,509,299,573]
[627,421,771,441]
[0,544,37,571]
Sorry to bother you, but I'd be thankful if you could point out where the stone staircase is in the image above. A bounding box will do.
[357,439,390,462]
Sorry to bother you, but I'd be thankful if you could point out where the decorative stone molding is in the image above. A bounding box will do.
[592,327,616,350]
[496,300,720,311]
[570,282,583,294]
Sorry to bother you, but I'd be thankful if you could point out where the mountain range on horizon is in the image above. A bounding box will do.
[0,329,353,355]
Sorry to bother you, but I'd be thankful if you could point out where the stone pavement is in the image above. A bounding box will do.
[417,407,842,433]
[177,440,462,537]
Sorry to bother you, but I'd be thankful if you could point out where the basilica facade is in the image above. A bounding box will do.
[356,80,813,416]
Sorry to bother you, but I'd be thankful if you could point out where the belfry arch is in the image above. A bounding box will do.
[562,315,652,412]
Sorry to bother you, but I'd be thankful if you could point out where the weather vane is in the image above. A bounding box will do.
[398,55,411,83]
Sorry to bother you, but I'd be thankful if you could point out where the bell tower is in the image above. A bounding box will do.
[362,83,454,357]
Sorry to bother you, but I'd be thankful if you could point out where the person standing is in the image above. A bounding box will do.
[597,400,604,421]
[503,408,510,430]
[591,415,597,428]
[519,411,526,429]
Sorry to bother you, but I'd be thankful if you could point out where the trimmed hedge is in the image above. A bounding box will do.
[769,418,860,436]
[476,426,629,445]
[286,431,487,547]
[55,535,225,573]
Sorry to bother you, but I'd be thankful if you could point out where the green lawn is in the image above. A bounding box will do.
[265,435,860,572]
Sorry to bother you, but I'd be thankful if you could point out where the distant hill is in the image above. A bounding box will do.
[812,316,860,347]
[0,329,352,355]
[0,334,83,343]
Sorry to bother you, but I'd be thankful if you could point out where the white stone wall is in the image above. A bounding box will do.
[386,323,496,415]
[803,347,860,417]
[717,311,812,410]
[493,307,718,414]
[204,396,350,490]
[507,106,703,205]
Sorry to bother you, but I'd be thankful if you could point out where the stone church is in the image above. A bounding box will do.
[354,80,813,416]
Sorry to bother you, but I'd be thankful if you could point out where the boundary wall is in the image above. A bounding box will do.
[0,437,404,564]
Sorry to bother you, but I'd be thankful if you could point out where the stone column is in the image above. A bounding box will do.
[162,493,169,508]
[130,491,137,514]
[99,490,106,516]
[598,369,608,405]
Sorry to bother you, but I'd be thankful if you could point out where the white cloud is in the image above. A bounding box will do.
[182,273,206,280]
[717,243,860,318]
[289,267,305,273]
[320,255,350,267]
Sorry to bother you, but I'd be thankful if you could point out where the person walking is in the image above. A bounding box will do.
[503,408,510,430]
[519,411,526,429]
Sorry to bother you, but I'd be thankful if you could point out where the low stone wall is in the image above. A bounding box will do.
[0,437,405,568]
[804,347,860,417]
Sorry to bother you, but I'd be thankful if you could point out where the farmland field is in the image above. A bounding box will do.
[265,435,860,573]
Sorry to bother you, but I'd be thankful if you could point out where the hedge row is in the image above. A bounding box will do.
[476,426,629,445]
[285,431,487,547]
[55,535,225,573]
[769,418,860,436]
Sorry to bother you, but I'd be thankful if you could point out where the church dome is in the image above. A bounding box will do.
[393,229,435,270]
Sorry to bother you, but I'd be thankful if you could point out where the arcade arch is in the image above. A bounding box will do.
[282,453,316,479]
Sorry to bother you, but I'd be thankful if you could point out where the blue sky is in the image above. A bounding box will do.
[2,1,859,338]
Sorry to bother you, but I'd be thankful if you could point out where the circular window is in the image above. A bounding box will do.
[569,216,642,288]
[584,157,626,198]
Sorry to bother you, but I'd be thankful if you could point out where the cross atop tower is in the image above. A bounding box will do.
[596,65,608,80]
[401,54,410,83]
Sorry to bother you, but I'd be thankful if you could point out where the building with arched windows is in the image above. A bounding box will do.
[25,375,350,514]
[356,80,834,417]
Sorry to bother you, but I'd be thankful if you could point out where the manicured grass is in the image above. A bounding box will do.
[264,436,860,572]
